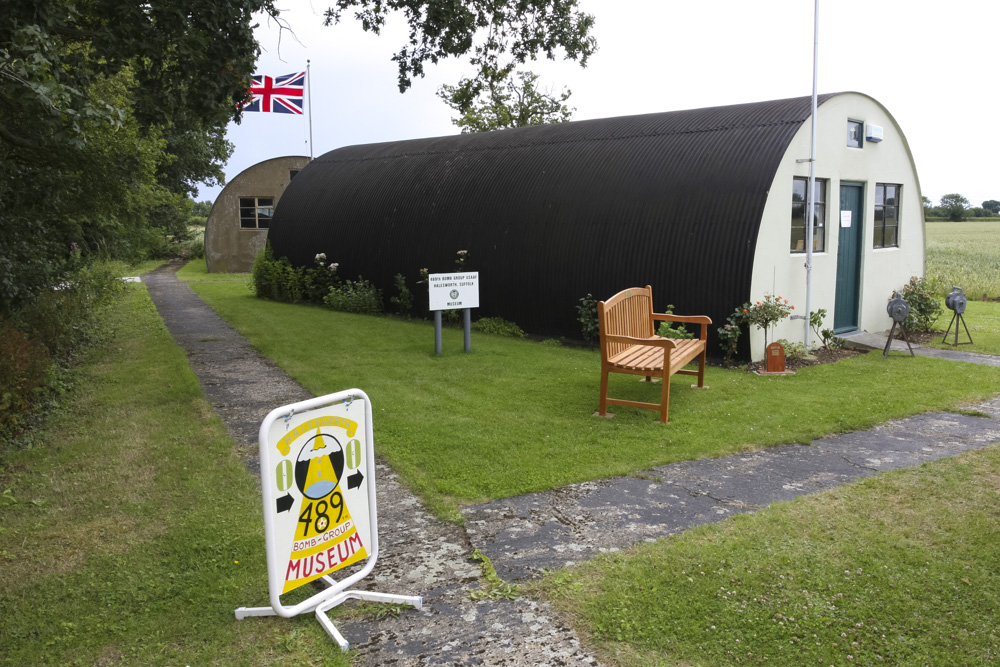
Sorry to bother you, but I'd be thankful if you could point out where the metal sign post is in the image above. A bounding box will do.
[428,272,479,355]
[236,389,421,650]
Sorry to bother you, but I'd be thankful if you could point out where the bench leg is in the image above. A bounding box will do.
[659,373,670,423]
[599,369,609,416]
[696,350,707,387]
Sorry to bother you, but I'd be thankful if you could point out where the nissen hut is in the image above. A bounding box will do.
[205,155,310,273]
[267,93,924,359]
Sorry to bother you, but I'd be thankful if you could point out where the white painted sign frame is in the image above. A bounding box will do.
[236,389,421,650]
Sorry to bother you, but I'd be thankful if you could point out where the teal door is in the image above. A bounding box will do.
[834,183,864,332]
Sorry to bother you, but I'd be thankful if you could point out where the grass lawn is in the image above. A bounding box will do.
[189,281,1000,523]
[538,443,1000,665]
[176,258,250,283]
[926,220,1000,300]
[0,286,350,666]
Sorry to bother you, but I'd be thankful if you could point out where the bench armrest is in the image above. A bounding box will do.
[651,313,713,325]
[652,313,712,340]
[603,334,676,350]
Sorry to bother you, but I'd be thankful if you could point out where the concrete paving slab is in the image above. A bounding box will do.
[839,329,1000,366]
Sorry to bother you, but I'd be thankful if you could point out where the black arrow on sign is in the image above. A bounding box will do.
[276,493,294,513]
[347,470,364,490]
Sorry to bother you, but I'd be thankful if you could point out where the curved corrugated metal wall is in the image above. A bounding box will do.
[268,95,836,349]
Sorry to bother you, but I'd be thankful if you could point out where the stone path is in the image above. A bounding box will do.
[142,264,1000,665]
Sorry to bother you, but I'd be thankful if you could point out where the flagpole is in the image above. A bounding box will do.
[307,59,314,160]
[804,0,818,349]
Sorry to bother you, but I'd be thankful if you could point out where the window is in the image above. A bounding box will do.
[289,170,300,180]
[790,177,826,252]
[847,120,863,148]
[239,197,274,229]
[874,183,900,248]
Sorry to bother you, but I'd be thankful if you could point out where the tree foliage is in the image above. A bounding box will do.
[939,193,970,221]
[324,0,597,97]
[1,0,277,314]
[982,200,1000,215]
[438,69,574,133]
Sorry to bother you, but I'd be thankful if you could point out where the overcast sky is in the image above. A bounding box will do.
[200,0,998,208]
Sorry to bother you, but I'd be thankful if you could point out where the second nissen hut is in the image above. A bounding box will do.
[267,93,924,359]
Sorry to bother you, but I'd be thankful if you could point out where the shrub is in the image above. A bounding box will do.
[471,317,524,338]
[2,259,126,441]
[302,254,340,304]
[655,305,693,339]
[184,237,205,260]
[718,308,745,364]
[577,293,599,344]
[324,278,383,315]
[899,275,943,332]
[17,261,126,358]
[776,338,807,361]
[390,273,414,317]
[0,321,52,433]
[252,243,306,303]
[809,308,838,350]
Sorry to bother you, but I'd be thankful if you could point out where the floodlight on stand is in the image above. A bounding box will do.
[942,286,973,346]
[884,291,914,358]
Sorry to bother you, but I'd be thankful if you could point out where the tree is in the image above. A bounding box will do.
[324,0,597,101]
[940,193,970,221]
[191,201,215,217]
[1,0,276,314]
[438,69,574,133]
[983,200,1000,215]
[921,195,933,209]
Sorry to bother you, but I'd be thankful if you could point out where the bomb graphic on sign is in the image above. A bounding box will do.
[296,430,345,500]
[279,427,368,593]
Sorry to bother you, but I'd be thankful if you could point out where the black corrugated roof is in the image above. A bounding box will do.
[268,94,838,347]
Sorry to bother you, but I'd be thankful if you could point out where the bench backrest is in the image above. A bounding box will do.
[597,285,655,360]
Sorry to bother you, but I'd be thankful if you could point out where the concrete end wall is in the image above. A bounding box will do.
[205,156,311,273]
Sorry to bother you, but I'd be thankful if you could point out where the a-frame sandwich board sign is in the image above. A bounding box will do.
[236,389,422,650]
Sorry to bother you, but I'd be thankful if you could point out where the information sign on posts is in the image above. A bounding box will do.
[236,389,421,650]
[428,272,479,310]
[429,272,480,354]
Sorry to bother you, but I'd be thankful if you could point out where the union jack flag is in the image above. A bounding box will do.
[240,72,305,114]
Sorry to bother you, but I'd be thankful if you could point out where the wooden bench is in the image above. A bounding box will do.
[597,285,711,423]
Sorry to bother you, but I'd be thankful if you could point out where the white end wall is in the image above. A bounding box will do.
[748,92,925,360]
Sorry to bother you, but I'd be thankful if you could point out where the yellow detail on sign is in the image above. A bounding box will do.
[275,416,358,455]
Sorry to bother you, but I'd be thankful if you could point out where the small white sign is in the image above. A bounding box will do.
[840,211,853,228]
[428,272,480,311]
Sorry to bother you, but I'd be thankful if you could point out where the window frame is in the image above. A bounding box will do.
[239,196,275,230]
[790,177,827,254]
[847,119,864,148]
[873,183,901,249]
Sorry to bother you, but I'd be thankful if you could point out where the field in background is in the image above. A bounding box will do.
[924,221,1000,355]
[925,220,1000,300]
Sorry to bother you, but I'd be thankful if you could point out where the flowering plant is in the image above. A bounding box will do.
[743,294,794,350]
